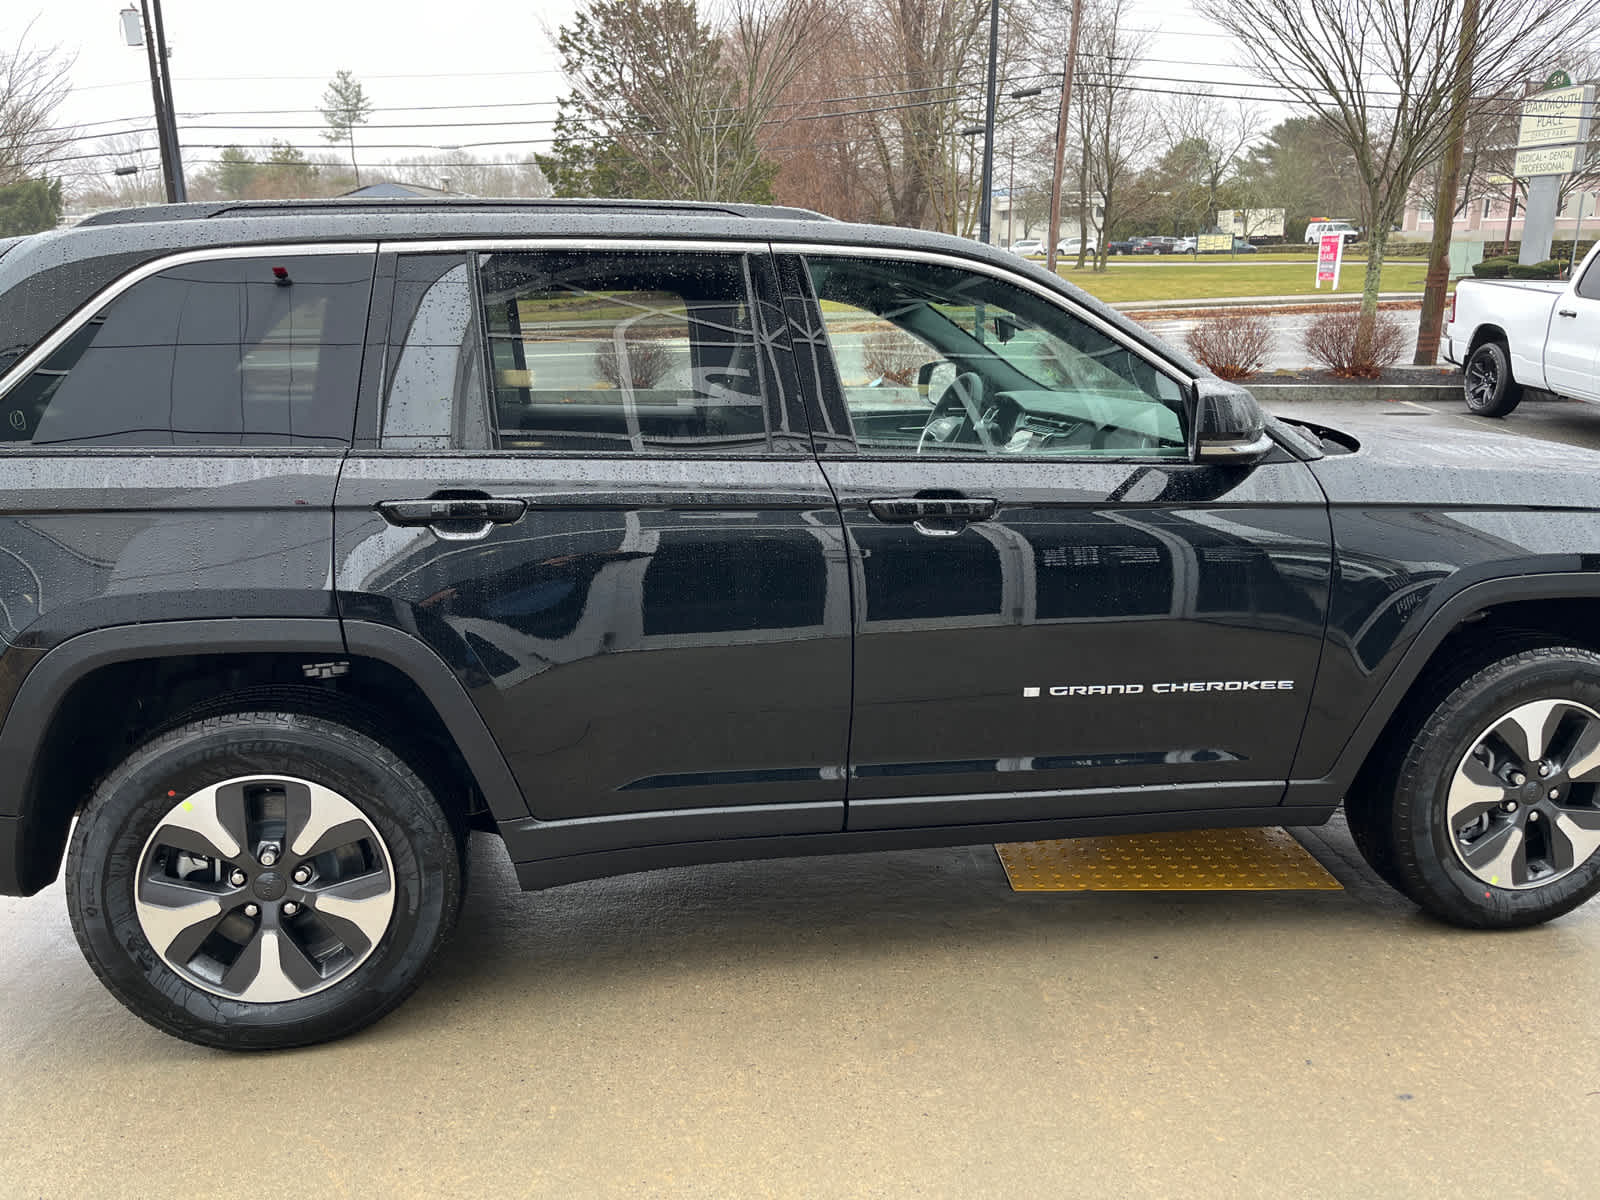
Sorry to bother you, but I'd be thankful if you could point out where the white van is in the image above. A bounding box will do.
[1304,221,1360,245]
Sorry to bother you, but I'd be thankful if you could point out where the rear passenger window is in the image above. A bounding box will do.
[0,253,372,448]
[478,250,771,454]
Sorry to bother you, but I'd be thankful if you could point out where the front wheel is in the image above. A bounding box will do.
[66,710,462,1049]
[1376,647,1600,928]
[1463,340,1522,417]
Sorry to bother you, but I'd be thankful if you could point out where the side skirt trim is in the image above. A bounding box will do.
[507,804,1338,891]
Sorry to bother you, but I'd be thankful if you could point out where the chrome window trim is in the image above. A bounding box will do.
[779,242,1195,384]
[0,241,380,403]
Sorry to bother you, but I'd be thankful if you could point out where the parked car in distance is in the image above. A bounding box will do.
[1173,236,1197,253]
[1009,238,1044,256]
[1106,239,1136,256]
[1446,241,1600,416]
[1305,221,1361,245]
[1057,236,1098,256]
[13,199,1600,1050]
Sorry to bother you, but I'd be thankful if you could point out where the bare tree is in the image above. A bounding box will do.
[1155,91,1264,233]
[0,23,75,188]
[856,0,991,230]
[1074,0,1154,270]
[384,151,552,198]
[1200,0,1600,357]
[77,132,165,209]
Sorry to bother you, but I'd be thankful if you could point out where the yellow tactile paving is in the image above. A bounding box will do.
[995,827,1343,892]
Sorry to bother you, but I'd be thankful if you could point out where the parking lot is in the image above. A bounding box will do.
[5,394,1600,1199]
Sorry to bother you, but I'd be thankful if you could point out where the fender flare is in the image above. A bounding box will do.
[0,618,526,896]
[1310,570,1600,799]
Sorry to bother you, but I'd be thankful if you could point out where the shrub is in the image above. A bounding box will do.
[1183,312,1273,380]
[1506,259,1562,280]
[593,333,672,389]
[1472,257,1514,278]
[1302,307,1407,378]
[862,328,928,385]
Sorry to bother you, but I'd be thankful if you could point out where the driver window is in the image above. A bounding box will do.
[807,256,1187,458]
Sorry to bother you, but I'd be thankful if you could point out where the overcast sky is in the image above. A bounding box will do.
[10,0,1278,183]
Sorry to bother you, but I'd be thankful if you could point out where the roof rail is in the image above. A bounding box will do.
[76,197,835,228]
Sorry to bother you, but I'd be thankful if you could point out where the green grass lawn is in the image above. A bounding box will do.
[1049,259,1430,304]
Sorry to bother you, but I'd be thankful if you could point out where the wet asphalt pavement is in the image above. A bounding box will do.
[5,392,1600,1199]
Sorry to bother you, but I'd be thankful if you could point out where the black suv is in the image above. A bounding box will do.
[4,199,1600,1049]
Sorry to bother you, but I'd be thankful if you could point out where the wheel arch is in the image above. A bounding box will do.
[0,618,527,896]
[1465,324,1511,366]
[1309,573,1600,811]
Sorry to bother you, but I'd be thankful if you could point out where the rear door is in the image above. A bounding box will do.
[334,242,851,846]
[1544,259,1600,399]
[778,249,1333,830]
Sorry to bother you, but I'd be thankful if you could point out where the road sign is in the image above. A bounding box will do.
[1513,144,1583,177]
[1486,173,1515,185]
[1517,84,1594,149]
[1546,70,1573,90]
[1196,233,1231,252]
[1315,233,1344,290]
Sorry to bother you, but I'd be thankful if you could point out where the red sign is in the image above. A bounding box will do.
[1316,233,1344,289]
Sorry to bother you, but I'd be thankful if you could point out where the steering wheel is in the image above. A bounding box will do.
[917,371,996,454]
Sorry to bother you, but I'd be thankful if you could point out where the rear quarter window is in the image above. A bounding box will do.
[0,252,373,448]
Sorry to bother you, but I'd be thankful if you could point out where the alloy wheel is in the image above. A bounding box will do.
[134,775,396,1002]
[1446,699,1600,890]
[1465,354,1499,407]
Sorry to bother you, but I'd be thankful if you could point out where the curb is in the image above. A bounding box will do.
[1248,382,1462,403]
[1114,292,1423,312]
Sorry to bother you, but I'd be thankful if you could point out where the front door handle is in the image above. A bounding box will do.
[1557,309,1579,318]
[376,496,527,540]
[868,497,997,523]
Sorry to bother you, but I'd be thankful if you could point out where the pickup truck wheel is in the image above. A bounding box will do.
[65,710,461,1049]
[1388,647,1600,928]
[1463,341,1522,417]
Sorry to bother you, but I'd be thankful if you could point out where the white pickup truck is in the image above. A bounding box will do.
[1445,243,1600,416]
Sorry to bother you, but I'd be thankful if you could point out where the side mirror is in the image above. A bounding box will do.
[917,360,955,400]
[1190,377,1273,464]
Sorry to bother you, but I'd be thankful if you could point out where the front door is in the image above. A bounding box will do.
[1544,258,1600,400]
[780,250,1333,830]
[335,245,851,846]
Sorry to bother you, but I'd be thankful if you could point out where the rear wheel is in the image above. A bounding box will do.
[1463,340,1522,417]
[66,710,462,1049]
[1378,647,1600,928]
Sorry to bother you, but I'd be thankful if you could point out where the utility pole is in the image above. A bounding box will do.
[125,2,186,202]
[977,0,1000,245]
[1046,2,1082,276]
[149,0,185,201]
[1413,0,1477,363]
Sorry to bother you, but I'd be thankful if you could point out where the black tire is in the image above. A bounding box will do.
[1463,340,1523,417]
[66,710,461,1049]
[1379,646,1600,928]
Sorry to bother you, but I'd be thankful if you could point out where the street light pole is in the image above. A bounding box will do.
[1045,2,1082,276]
[977,0,1000,245]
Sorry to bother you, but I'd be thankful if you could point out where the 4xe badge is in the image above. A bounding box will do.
[1023,680,1295,697]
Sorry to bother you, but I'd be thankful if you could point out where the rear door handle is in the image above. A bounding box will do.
[868,497,997,534]
[376,497,527,540]
[1558,309,1579,318]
